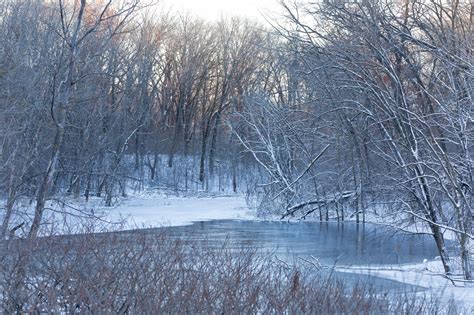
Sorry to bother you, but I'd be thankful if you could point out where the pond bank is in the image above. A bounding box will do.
[335,260,474,311]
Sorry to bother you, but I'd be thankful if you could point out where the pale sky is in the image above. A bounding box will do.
[160,0,280,22]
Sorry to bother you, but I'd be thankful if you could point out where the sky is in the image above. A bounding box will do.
[159,0,280,23]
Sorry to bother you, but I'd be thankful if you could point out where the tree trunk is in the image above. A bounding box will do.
[199,123,211,184]
[168,107,182,168]
[29,124,64,238]
[209,112,221,180]
[134,130,140,170]
[460,235,472,280]
[199,137,208,184]
[431,223,452,274]
[1,193,16,239]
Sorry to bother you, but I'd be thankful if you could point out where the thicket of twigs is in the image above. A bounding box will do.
[0,226,461,313]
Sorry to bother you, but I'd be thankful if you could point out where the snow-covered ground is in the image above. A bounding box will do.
[336,260,474,312]
[0,190,256,235]
[101,191,256,228]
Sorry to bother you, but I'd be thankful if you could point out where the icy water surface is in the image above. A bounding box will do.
[158,220,445,292]
[163,220,440,265]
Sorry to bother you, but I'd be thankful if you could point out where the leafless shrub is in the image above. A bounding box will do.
[0,226,462,313]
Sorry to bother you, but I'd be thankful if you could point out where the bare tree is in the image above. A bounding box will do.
[277,0,472,278]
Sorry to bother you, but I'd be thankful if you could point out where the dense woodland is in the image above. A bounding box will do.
[0,0,472,308]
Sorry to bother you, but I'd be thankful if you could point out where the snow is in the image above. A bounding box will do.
[0,190,256,233]
[336,260,474,312]
[102,191,256,228]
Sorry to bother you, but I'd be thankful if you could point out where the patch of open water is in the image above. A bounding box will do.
[160,220,447,292]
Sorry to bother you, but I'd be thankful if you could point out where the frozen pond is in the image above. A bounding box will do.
[162,220,441,266]
[156,219,447,292]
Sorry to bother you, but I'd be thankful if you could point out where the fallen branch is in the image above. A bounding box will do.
[281,191,356,219]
